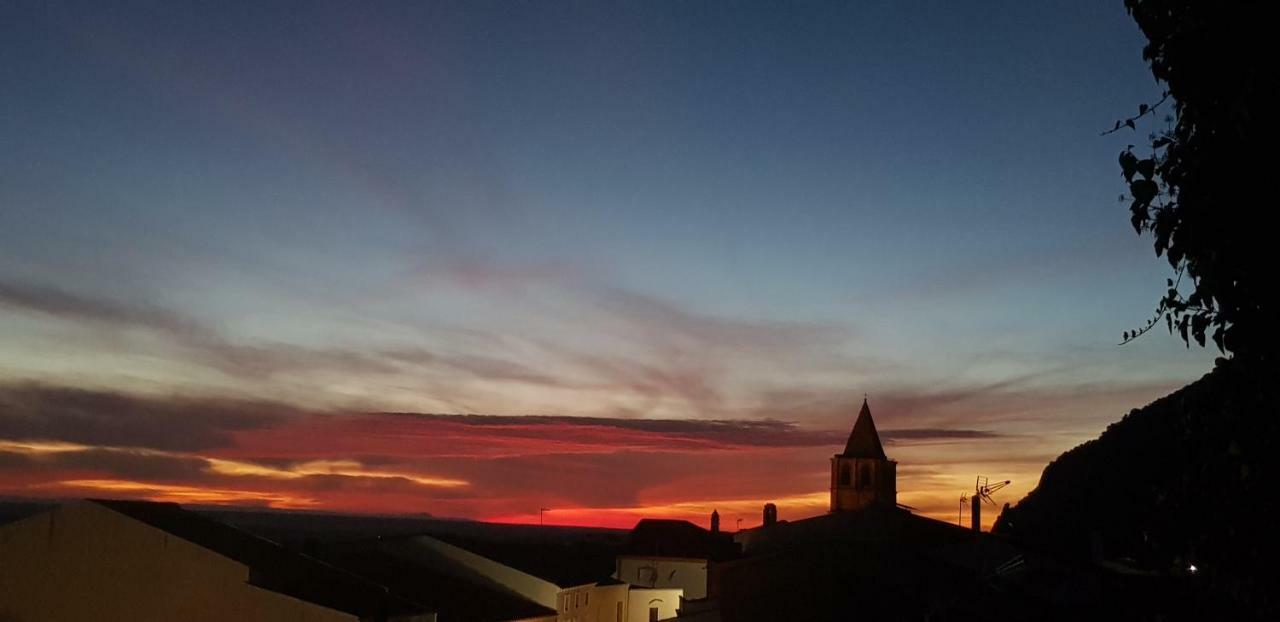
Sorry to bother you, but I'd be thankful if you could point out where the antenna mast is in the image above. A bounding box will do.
[970,476,1010,532]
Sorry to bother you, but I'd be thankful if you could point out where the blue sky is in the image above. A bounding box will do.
[0,1,1217,524]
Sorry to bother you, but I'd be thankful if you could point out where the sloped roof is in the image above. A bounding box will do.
[736,505,1021,575]
[841,399,887,459]
[91,499,428,619]
[315,547,558,622]
[622,518,739,561]
[418,530,622,588]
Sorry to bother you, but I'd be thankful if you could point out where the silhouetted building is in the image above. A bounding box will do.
[830,398,897,512]
[713,400,1022,621]
[761,504,777,528]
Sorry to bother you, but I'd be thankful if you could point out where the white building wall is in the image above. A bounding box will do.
[556,584,591,622]
[616,557,708,599]
[626,587,682,622]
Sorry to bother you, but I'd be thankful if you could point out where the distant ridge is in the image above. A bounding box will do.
[996,358,1280,617]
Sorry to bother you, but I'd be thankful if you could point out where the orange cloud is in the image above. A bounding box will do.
[48,479,318,508]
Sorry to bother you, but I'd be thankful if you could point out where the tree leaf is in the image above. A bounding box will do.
[1119,151,1139,182]
[1130,179,1159,207]
[1137,158,1156,180]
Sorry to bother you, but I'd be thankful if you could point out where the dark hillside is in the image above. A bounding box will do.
[995,358,1279,617]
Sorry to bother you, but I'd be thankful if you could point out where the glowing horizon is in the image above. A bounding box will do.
[0,387,1193,531]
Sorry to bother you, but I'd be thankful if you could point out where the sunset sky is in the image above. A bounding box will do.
[1,1,1216,530]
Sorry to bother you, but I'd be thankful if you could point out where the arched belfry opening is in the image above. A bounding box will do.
[830,398,897,512]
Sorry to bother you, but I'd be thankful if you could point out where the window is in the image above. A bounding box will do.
[838,463,851,485]
[616,602,623,622]
[584,592,589,606]
[637,565,658,586]
[859,464,872,489]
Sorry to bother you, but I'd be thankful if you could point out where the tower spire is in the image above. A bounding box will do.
[830,397,897,512]
[841,398,886,459]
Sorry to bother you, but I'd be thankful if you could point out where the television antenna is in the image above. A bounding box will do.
[969,476,1010,532]
[958,493,968,526]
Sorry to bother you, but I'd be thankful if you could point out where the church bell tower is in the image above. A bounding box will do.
[830,399,897,512]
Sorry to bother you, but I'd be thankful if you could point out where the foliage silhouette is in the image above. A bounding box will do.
[995,358,1280,618]
[1111,0,1274,361]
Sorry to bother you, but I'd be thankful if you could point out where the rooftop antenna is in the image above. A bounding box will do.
[539,507,550,526]
[958,493,969,527]
[970,476,1010,532]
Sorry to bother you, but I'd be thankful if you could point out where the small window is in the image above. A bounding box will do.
[838,463,851,485]
[638,565,658,586]
[649,606,660,622]
[617,602,623,622]
[584,592,589,606]
[859,464,872,489]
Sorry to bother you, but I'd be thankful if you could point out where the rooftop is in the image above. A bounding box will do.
[91,499,428,619]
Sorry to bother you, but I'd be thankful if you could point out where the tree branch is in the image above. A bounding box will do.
[1101,93,1171,136]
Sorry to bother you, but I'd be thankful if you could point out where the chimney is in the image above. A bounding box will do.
[763,503,777,527]
[710,509,720,534]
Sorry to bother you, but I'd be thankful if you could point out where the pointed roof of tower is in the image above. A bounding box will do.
[840,398,886,459]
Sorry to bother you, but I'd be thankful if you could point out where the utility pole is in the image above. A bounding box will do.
[540,507,549,526]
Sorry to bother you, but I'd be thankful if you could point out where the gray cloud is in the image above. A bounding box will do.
[419,261,866,413]
[0,278,401,379]
[0,280,595,390]
[381,412,1002,449]
[1,381,1003,457]
[0,279,202,336]
[45,448,211,481]
[0,443,216,485]
[880,428,1003,441]
[0,383,292,451]
[1,276,866,416]
[584,284,846,356]
[382,348,574,388]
